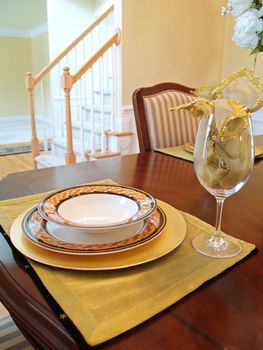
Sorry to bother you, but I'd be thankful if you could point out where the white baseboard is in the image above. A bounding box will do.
[0,115,30,121]
[107,105,139,154]
[120,105,139,153]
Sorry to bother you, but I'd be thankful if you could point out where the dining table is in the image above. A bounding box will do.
[0,135,263,350]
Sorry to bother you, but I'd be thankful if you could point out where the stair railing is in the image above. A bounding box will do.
[25,5,114,166]
[62,29,121,164]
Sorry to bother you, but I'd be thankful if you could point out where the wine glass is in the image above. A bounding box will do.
[192,102,254,258]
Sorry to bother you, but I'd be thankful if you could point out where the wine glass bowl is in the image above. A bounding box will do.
[192,103,254,258]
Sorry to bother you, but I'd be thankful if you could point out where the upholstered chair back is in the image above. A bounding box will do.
[132,83,199,152]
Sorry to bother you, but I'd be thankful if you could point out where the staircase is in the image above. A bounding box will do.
[26,5,128,168]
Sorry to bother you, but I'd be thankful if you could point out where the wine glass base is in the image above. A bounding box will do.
[192,232,242,258]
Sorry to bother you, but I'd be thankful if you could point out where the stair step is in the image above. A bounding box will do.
[52,137,89,157]
[94,89,112,96]
[50,137,115,161]
[35,150,122,168]
[87,151,121,160]
[79,107,112,123]
[35,153,66,168]
[81,105,112,113]
[71,122,110,133]
[35,153,87,168]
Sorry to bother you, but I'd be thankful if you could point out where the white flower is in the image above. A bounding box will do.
[221,0,263,63]
[233,30,259,48]
[228,0,253,16]
[235,9,263,34]
[232,8,263,48]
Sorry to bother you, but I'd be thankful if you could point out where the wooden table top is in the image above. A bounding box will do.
[0,144,263,349]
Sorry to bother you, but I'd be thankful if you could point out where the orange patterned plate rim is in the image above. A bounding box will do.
[22,206,166,255]
[38,184,157,230]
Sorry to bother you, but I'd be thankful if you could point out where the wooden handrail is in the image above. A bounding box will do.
[72,28,121,85]
[30,5,114,87]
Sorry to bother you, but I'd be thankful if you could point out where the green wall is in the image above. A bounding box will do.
[0,37,33,116]
[0,32,49,117]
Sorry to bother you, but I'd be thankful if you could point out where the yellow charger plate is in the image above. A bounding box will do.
[183,142,195,154]
[255,145,263,158]
[10,200,186,270]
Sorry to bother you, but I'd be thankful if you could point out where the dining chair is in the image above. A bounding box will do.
[132,82,200,152]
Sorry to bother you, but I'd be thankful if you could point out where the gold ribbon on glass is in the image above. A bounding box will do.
[191,68,263,113]
[169,68,263,187]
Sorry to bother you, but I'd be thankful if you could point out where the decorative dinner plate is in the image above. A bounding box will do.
[10,200,187,270]
[21,206,166,255]
[38,184,156,231]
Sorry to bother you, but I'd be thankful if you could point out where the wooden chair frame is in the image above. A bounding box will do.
[132,82,193,152]
[0,229,82,349]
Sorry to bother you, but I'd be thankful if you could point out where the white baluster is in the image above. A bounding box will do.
[110,46,115,131]
[100,56,106,153]
[78,78,86,160]
[90,67,96,153]
[57,62,65,138]
[39,81,48,152]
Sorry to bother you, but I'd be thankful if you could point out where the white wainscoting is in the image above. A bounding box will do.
[120,105,139,153]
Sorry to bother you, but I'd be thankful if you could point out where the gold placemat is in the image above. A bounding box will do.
[0,182,256,346]
[156,144,263,161]
[155,146,193,161]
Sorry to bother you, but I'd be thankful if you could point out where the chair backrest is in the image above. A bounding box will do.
[132,82,199,152]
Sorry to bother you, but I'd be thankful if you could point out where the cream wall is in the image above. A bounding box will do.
[121,0,226,105]
[0,37,32,116]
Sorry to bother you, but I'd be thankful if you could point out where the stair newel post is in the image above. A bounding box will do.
[62,67,76,164]
[25,72,40,167]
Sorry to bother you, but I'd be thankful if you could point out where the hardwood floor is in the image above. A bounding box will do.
[0,152,35,178]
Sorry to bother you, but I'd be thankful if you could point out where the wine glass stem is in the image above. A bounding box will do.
[212,197,225,247]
